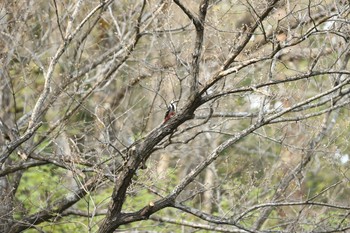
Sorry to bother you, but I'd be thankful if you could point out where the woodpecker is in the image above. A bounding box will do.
[164,100,177,123]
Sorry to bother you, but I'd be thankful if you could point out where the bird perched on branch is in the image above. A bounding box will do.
[164,100,177,123]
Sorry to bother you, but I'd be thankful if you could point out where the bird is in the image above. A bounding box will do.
[164,100,177,123]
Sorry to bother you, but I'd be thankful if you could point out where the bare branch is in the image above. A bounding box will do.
[173,203,253,233]
[8,174,104,233]
[0,122,42,166]
[236,200,350,223]
[28,0,114,130]
[150,215,248,233]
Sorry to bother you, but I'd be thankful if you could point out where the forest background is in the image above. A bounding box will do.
[1,0,350,232]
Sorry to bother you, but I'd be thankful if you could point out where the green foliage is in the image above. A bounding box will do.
[15,166,67,218]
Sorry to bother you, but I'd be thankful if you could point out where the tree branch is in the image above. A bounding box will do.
[150,215,248,233]
[0,122,42,167]
[253,109,341,230]
[8,174,103,233]
[173,0,209,97]
[173,203,253,233]
[28,0,114,130]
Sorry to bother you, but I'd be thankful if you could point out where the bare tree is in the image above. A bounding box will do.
[1,0,350,232]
